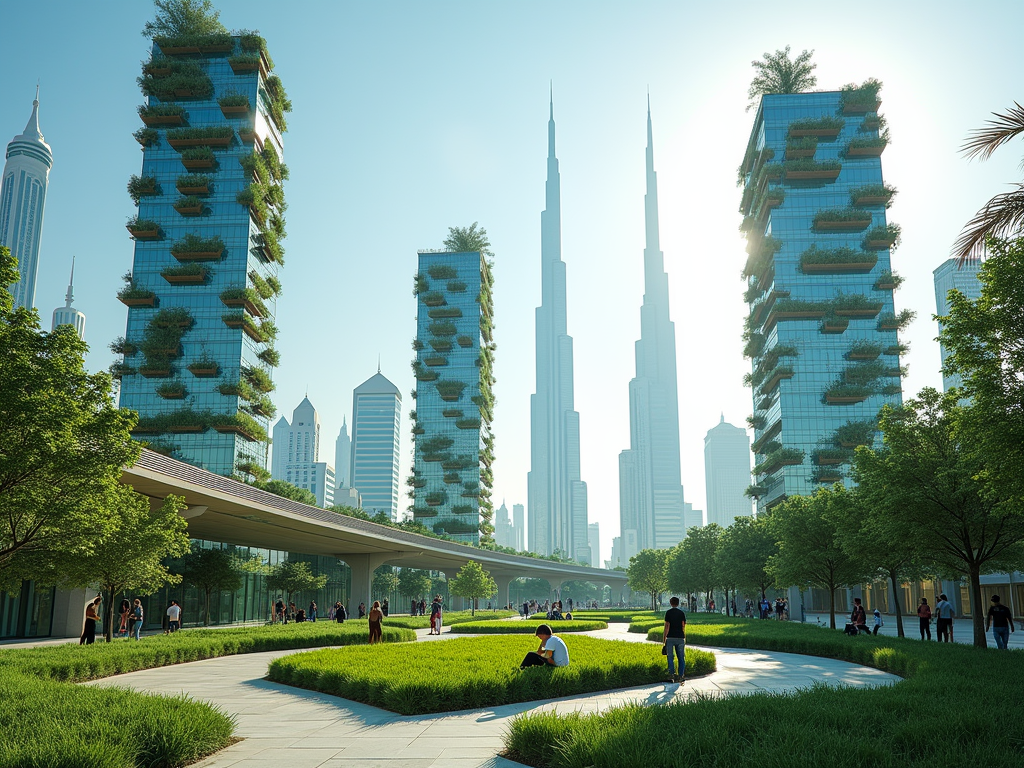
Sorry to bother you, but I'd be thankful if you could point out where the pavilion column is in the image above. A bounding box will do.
[340,554,391,613]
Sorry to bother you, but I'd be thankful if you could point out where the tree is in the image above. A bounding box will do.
[442,222,493,257]
[57,492,190,641]
[952,105,1024,262]
[448,560,496,615]
[854,388,1024,647]
[667,525,723,609]
[398,568,433,603]
[627,549,668,610]
[142,0,227,38]
[266,561,327,609]
[768,486,869,629]
[253,479,317,506]
[372,565,400,601]
[716,515,778,601]
[747,46,817,110]
[0,245,141,590]
[177,545,244,626]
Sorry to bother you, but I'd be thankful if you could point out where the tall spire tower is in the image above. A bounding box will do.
[619,101,685,552]
[51,255,86,339]
[1,87,54,310]
[528,91,590,562]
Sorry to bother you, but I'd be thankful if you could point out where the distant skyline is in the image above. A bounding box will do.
[2,1,1022,563]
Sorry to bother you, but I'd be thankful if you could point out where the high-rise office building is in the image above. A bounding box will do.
[1,88,53,311]
[270,397,333,507]
[683,502,704,534]
[587,522,600,568]
[409,249,495,542]
[933,258,982,392]
[528,96,589,561]
[495,501,513,548]
[619,103,686,550]
[51,257,86,340]
[351,371,402,519]
[334,415,352,489]
[512,503,525,551]
[739,84,905,511]
[115,33,288,477]
[704,415,752,528]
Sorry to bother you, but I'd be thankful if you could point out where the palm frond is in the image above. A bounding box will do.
[961,102,1024,162]
[951,184,1024,264]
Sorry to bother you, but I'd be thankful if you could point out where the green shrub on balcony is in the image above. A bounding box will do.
[447,280,467,293]
[788,115,845,134]
[220,287,268,316]
[812,447,852,465]
[847,342,882,360]
[757,440,782,456]
[161,262,208,279]
[812,208,873,228]
[413,273,428,296]
[879,384,903,396]
[153,31,233,52]
[421,291,446,307]
[247,271,276,300]
[109,337,139,357]
[760,344,798,371]
[254,229,284,265]
[155,382,187,400]
[265,75,292,132]
[442,409,464,418]
[180,146,215,166]
[411,339,425,352]
[424,491,447,507]
[430,321,457,337]
[844,131,890,156]
[757,365,794,394]
[217,379,256,400]
[427,265,458,280]
[811,467,845,484]
[133,127,159,147]
[237,28,273,61]
[141,58,175,76]
[863,223,902,250]
[258,347,280,367]
[419,436,455,454]
[742,236,783,280]
[874,270,904,290]
[411,361,439,381]
[884,342,909,357]
[109,362,137,380]
[125,216,159,237]
[430,339,452,352]
[783,158,842,174]
[743,284,764,304]
[166,126,234,146]
[150,307,193,329]
[244,395,277,419]
[126,174,159,205]
[747,414,767,430]
[834,420,876,448]
[786,136,818,152]
[744,484,767,498]
[218,92,250,109]
[839,78,883,113]
[842,360,889,386]
[753,447,804,476]
[170,233,224,258]
[850,183,897,208]
[878,309,915,331]
[743,333,766,359]
[138,66,214,100]
[429,307,462,319]
[435,380,466,401]
[423,356,447,367]
[457,335,474,348]
[799,245,878,271]
[175,174,212,195]
[242,365,275,393]
[456,418,482,430]
[832,295,884,313]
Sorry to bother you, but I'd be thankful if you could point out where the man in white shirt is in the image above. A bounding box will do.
[519,624,570,669]
[166,600,182,633]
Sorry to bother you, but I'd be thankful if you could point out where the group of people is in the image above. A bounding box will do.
[79,595,182,644]
[520,598,578,620]
[917,594,1016,648]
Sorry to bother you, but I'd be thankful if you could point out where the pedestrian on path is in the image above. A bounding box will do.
[662,596,687,684]
[368,600,384,644]
[917,597,932,641]
[429,596,443,634]
[131,599,144,640]
[118,598,130,638]
[986,595,1015,649]
[309,601,317,622]
[935,594,954,642]
[166,600,181,633]
[872,608,883,635]
[335,602,347,623]
[80,595,101,645]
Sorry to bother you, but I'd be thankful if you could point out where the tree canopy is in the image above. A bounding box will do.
[747,46,817,110]
[372,565,400,600]
[448,560,496,614]
[715,515,777,600]
[398,568,433,601]
[142,0,227,38]
[266,561,327,605]
[667,524,723,605]
[443,222,493,258]
[176,545,245,625]
[627,549,668,610]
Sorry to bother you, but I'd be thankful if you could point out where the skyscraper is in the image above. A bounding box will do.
[495,501,513,548]
[334,415,352,488]
[512,503,525,551]
[933,258,982,392]
[587,522,600,569]
[114,32,288,477]
[51,256,86,340]
[528,94,589,561]
[738,83,905,511]
[351,370,402,519]
[1,88,53,310]
[271,396,335,507]
[618,102,686,550]
[410,249,495,542]
[703,415,752,528]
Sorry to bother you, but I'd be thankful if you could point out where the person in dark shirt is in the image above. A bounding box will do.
[985,595,1016,650]
[662,596,687,684]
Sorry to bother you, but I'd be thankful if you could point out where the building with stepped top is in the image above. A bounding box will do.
[704,415,752,528]
[51,256,86,340]
[271,396,334,507]
[351,370,402,519]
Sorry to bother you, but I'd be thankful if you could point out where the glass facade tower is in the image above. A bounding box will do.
[410,251,495,543]
[350,372,402,519]
[739,87,905,510]
[933,258,982,393]
[115,35,287,478]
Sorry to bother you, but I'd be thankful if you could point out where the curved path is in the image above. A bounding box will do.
[90,623,899,768]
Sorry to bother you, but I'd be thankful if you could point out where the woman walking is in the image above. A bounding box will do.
[80,595,101,645]
[917,597,932,641]
[131,599,144,641]
[368,600,384,644]
[118,598,131,638]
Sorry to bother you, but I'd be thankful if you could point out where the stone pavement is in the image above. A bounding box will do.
[89,622,899,768]
[802,611,1023,649]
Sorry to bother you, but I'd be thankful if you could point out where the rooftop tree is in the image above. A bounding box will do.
[142,0,227,38]
[747,46,817,110]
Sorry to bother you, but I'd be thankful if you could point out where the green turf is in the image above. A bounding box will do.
[0,621,415,767]
[342,609,517,630]
[449,619,608,633]
[268,634,716,715]
[504,619,1024,768]
[572,610,660,623]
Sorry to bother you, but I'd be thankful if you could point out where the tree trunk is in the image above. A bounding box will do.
[969,566,986,648]
[102,586,116,642]
[471,597,475,616]
[204,587,211,626]
[828,585,836,629]
[889,571,905,638]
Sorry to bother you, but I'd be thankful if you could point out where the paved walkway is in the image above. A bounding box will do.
[88,622,898,768]
[802,612,1024,649]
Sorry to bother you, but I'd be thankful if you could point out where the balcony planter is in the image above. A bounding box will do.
[188,362,220,377]
[457,335,474,348]
[834,305,882,318]
[843,100,882,115]
[825,385,871,404]
[173,198,204,216]
[813,218,872,232]
[785,147,815,159]
[167,136,233,149]
[221,295,265,317]
[119,294,156,308]
[156,383,187,399]
[139,365,172,378]
[237,127,260,146]
[167,424,203,433]
[802,261,876,274]
[126,221,160,239]
[162,268,207,284]
[847,144,885,157]
[456,418,482,430]
[180,148,216,170]
[229,58,260,74]
[176,176,211,195]
[141,113,185,127]
[223,314,263,342]
[787,118,843,139]
[786,168,840,180]
[761,368,794,393]
[198,42,233,53]
[182,157,214,169]
[821,317,850,334]
[825,393,869,404]
[212,424,259,441]
[864,225,901,249]
[171,248,221,261]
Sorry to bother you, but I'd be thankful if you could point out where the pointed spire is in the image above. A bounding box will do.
[547,83,556,159]
[23,85,42,139]
[377,354,381,374]
[644,96,661,256]
[64,256,76,307]
[720,412,725,424]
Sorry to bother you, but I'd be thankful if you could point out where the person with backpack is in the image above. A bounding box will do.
[131,599,144,640]
[917,597,932,641]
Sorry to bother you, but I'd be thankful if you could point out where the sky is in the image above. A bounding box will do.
[2,1,1022,565]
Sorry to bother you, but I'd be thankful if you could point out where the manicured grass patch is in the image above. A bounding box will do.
[268,635,716,715]
[343,609,517,630]
[574,610,660,623]
[505,619,1024,768]
[0,622,415,767]
[628,612,741,633]
[449,619,607,634]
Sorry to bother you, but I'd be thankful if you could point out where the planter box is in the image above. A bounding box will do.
[158,45,201,54]
[221,297,264,317]
[843,100,882,115]
[816,474,843,483]
[229,60,260,73]
[176,183,210,195]
[849,352,881,360]
[139,367,172,378]
[803,262,876,273]
[171,249,222,262]
[158,391,186,399]
[848,145,885,157]
[163,272,206,284]
[816,457,845,466]
[786,169,841,181]
[835,307,882,318]
[879,323,900,331]
[785,148,815,159]
[852,195,889,206]
[212,424,258,441]
[762,370,794,392]
[425,499,443,507]
[168,136,232,149]
[119,295,156,307]
[813,219,871,231]
[438,393,462,402]
[188,365,219,377]
[238,129,260,147]
[821,323,849,334]
[220,105,249,117]
[174,204,203,216]
[875,281,897,291]
[141,114,185,127]
[788,127,841,139]
[825,394,869,404]
[145,66,173,77]
[173,88,201,98]
[866,238,897,249]
[764,309,825,331]
[414,510,438,518]
[245,206,265,226]
[127,225,159,239]
[198,43,233,53]
[181,157,214,169]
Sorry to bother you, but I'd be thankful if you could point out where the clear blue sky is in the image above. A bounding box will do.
[2,1,1021,563]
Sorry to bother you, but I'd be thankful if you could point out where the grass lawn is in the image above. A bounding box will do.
[449,619,608,634]
[0,621,415,767]
[268,634,716,715]
[505,618,1024,768]
[572,610,660,623]
[343,609,517,630]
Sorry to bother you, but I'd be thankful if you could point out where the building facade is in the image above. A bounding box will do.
[528,97,590,561]
[587,522,600,569]
[114,33,288,477]
[495,501,513,548]
[271,397,335,507]
[1,89,53,310]
[703,415,752,528]
[512,503,525,551]
[739,85,906,511]
[410,250,495,542]
[334,415,352,489]
[51,256,86,340]
[350,371,402,519]
[619,104,686,550]
[933,258,982,392]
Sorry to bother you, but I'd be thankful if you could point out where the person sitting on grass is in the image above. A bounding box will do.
[520,624,570,669]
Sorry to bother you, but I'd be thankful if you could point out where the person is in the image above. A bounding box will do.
[275,598,285,624]
[118,598,131,638]
[309,601,318,622]
[520,624,570,669]
[295,607,306,622]
[382,598,389,617]
[80,595,101,645]
[411,599,418,616]
[289,602,297,622]
[872,608,883,635]
[358,602,366,619]
[523,601,530,619]
[662,596,687,684]
[419,598,426,617]
[935,593,954,642]
[849,598,869,635]
[166,600,182,633]
[368,600,384,644]
[917,597,932,641]
[986,594,1016,650]
[429,596,443,634]
[335,601,347,623]
[131,599,144,641]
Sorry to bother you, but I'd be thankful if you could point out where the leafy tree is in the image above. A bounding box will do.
[58,493,190,641]
[627,549,668,610]
[253,479,317,506]
[0,246,141,590]
[854,388,1024,647]
[266,561,327,609]
[142,0,227,38]
[372,565,400,601]
[448,560,496,615]
[667,524,723,608]
[716,515,777,601]
[768,486,869,629]
[398,568,433,603]
[443,222,493,257]
[177,545,244,626]
[747,46,817,110]
[952,107,1024,261]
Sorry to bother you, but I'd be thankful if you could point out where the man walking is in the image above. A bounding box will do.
[166,599,181,633]
[935,594,954,642]
[985,595,1015,650]
[662,596,687,684]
